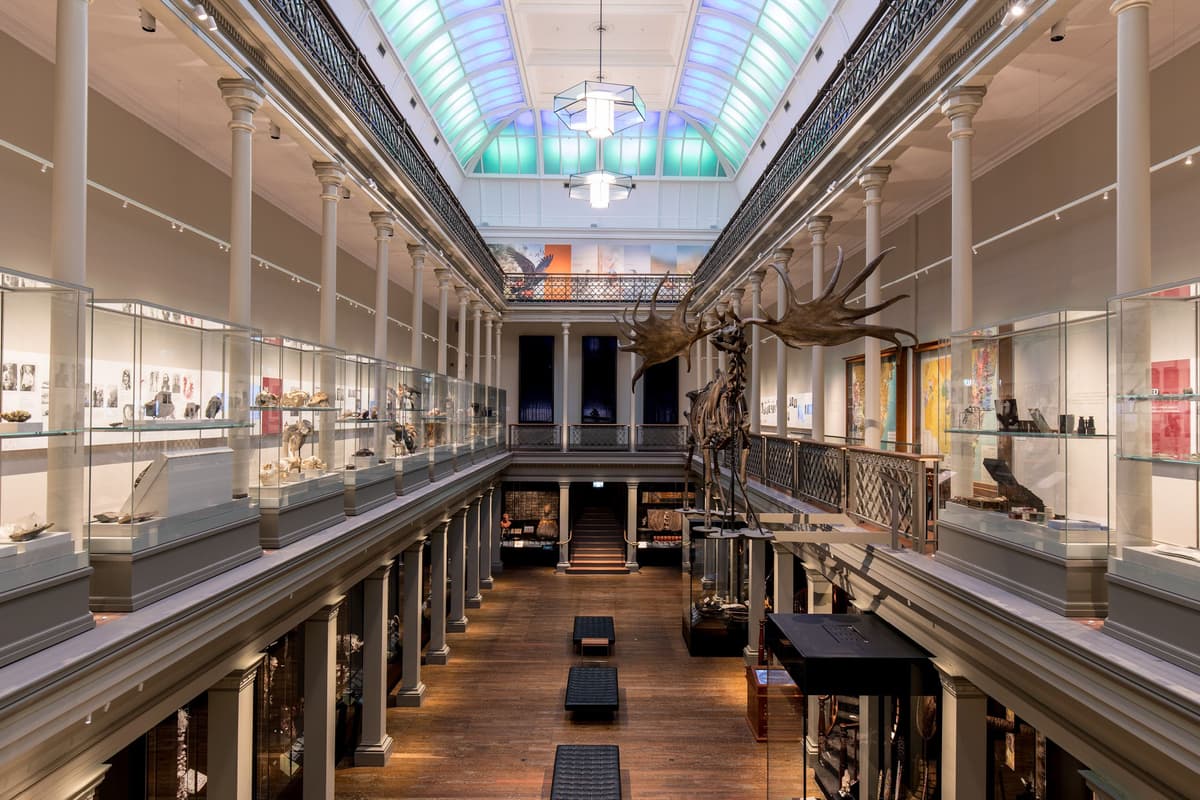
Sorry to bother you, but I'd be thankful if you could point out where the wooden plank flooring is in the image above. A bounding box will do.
[336,564,767,799]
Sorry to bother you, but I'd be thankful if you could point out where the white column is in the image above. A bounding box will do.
[492,483,505,575]
[859,166,890,449]
[484,312,495,387]
[773,249,794,437]
[859,695,882,800]
[51,0,88,287]
[702,312,716,385]
[303,601,341,800]
[744,538,766,664]
[625,480,640,572]
[370,214,396,361]
[805,562,833,754]
[448,505,469,632]
[207,655,264,799]
[355,564,394,765]
[561,323,571,451]
[808,216,832,441]
[466,494,483,607]
[938,668,988,800]
[426,520,451,664]
[772,543,795,614]
[435,268,451,374]
[480,486,496,588]
[494,320,504,385]
[1112,0,1153,293]
[939,87,985,333]
[455,287,470,380]
[556,479,571,571]
[715,301,729,373]
[219,79,263,325]
[629,351,639,453]
[408,245,427,369]
[313,163,346,348]
[395,541,426,706]
[471,301,483,384]
[748,270,765,435]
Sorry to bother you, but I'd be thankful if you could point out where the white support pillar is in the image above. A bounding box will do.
[51,0,88,287]
[492,483,505,575]
[939,87,985,333]
[395,541,426,706]
[556,479,572,572]
[484,312,495,387]
[703,312,716,385]
[743,538,767,664]
[561,323,571,451]
[207,655,264,799]
[408,245,427,369]
[303,600,341,800]
[859,695,882,800]
[466,493,483,608]
[370,213,396,361]
[481,485,496,589]
[494,319,504,386]
[715,301,729,373]
[448,505,469,632]
[219,79,263,326]
[435,267,451,375]
[773,249,794,437]
[747,270,765,435]
[805,562,834,754]
[808,216,832,441]
[625,480,640,572]
[1112,0,1153,294]
[859,166,890,449]
[313,163,346,348]
[629,351,639,453]
[937,668,988,800]
[426,520,451,664]
[772,543,795,615]
[355,564,394,765]
[472,301,483,384]
[455,287,470,380]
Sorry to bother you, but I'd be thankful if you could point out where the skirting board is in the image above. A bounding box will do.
[89,517,262,612]
[937,521,1108,618]
[0,565,94,669]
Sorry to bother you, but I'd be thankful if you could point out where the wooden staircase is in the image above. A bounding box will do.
[567,507,629,575]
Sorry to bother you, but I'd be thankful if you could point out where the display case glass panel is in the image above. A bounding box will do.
[471,381,487,455]
[682,521,749,656]
[337,353,393,477]
[0,268,90,596]
[451,376,472,463]
[89,300,258,553]
[392,364,429,464]
[485,385,499,449]
[944,310,1109,556]
[426,371,456,476]
[252,336,345,511]
[1109,281,1200,604]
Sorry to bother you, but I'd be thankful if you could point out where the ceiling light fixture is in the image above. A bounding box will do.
[139,8,156,32]
[553,0,645,140]
[1187,154,1194,166]
[1002,0,1028,27]
[568,165,633,209]
[192,3,217,32]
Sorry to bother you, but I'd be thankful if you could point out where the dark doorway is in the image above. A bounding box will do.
[571,480,628,524]
[518,335,555,423]
[642,356,679,424]
[581,336,618,423]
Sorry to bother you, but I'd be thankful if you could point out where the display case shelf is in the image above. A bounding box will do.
[945,427,1111,440]
[0,426,77,438]
[1118,453,1200,466]
[1117,393,1200,401]
[338,353,396,515]
[95,419,254,432]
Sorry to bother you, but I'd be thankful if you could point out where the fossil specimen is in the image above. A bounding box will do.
[301,455,326,472]
[3,514,53,542]
[256,391,279,407]
[184,402,200,419]
[205,395,223,418]
[281,389,310,408]
[614,275,712,390]
[1,410,31,422]
[309,391,330,408]
[283,419,314,457]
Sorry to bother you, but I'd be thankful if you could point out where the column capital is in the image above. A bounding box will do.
[212,653,266,693]
[64,766,112,800]
[939,86,987,131]
[1110,0,1152,15]
[450,505,468,520]
[313,162,347,201]
[308,599,343,623]
[857,165,892,198]
[434,267,452,288]
[561,321,571,334]
[404,537,425,553]
[934,663,987,699]
[407,244,428,268]
[558,479,571,489]
[218,78,264,131]
[456,285,472,302]
[484,309,499,322]
[369,561,393,580]
[807,214,833,238]
[369,211,396,239]
[626,479,640,488]
[471,299,485,316]
[728,287,745,304]
[769,248,794,269]
[746,268,767,288]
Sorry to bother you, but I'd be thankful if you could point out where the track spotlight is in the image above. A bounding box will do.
[341,187,352,200]
[192,3,217,32]
[268,122,281,140]
[139,8,156,32]
[1002,0,1028,27]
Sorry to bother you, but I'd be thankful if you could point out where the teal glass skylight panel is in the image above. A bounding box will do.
[661,113,726,178]
[473,111,538,175]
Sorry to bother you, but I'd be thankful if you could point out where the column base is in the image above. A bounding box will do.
[491,560,504,574]
[624,561,641,573]
[481,577,494,589]
[448,616,468,633]
[743,645,762,667]
[393,683,426,707]
[806,735,820,756]
[556,561,571,573]
[425,645,451,665]
[354,735,394,767]
[467,593,483,608]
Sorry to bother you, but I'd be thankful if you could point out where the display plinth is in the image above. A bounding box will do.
[256,473,345,549]
[431,443,455,482]
[0,564,94,668]
[394,453,429,495]
[344,461,395,515]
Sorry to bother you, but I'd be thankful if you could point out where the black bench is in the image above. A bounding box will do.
[565,666,619,714]
[550,744,621,800]
[572,616,615,653]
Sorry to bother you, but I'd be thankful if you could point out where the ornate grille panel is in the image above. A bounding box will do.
[795,441,846,510]
[509,424,560,450]
[568,425,630,450]
[505,274,692,304]
[846,450,938,545]
[637,425,687,451]
[763,436,796,493]
[747,436,764,481]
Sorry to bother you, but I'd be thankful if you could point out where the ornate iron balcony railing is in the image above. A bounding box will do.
[259,0,505,292]
[505,273,692,304]
[694,0,954,286]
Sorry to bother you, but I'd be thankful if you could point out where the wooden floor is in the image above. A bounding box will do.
[335,564,767,799]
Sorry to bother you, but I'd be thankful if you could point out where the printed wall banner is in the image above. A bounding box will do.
[490,242,708,276]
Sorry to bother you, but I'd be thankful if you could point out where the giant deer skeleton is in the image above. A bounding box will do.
[616,248,914,529]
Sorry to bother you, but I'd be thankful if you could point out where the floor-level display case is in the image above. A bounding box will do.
[392,364,431,494]
[338,353,395,515]
[89,300,261,611]
[1106,280,1200,672]
[253,336,346,547]
[682,520,753,656]
[499,483,559,565]
[0,267,94,667]
[938,309,1109,617]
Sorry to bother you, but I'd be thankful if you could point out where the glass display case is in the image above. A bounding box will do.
[426,371,456,481]
[939,309,1109,617]
[682,519,751,656]
[0,267,94,667]
[89,300,261,611]
[451,376,473,467]
[635,485,692,566]
[1107,280,1200,671]
[252,336,346,547]
[499,482,560,565]
[337,353,396,515]
[484,385,500,455]
[392,364,431,494]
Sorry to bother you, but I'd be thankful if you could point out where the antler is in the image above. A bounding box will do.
[746,246,916,348]
[614,273,716,390]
